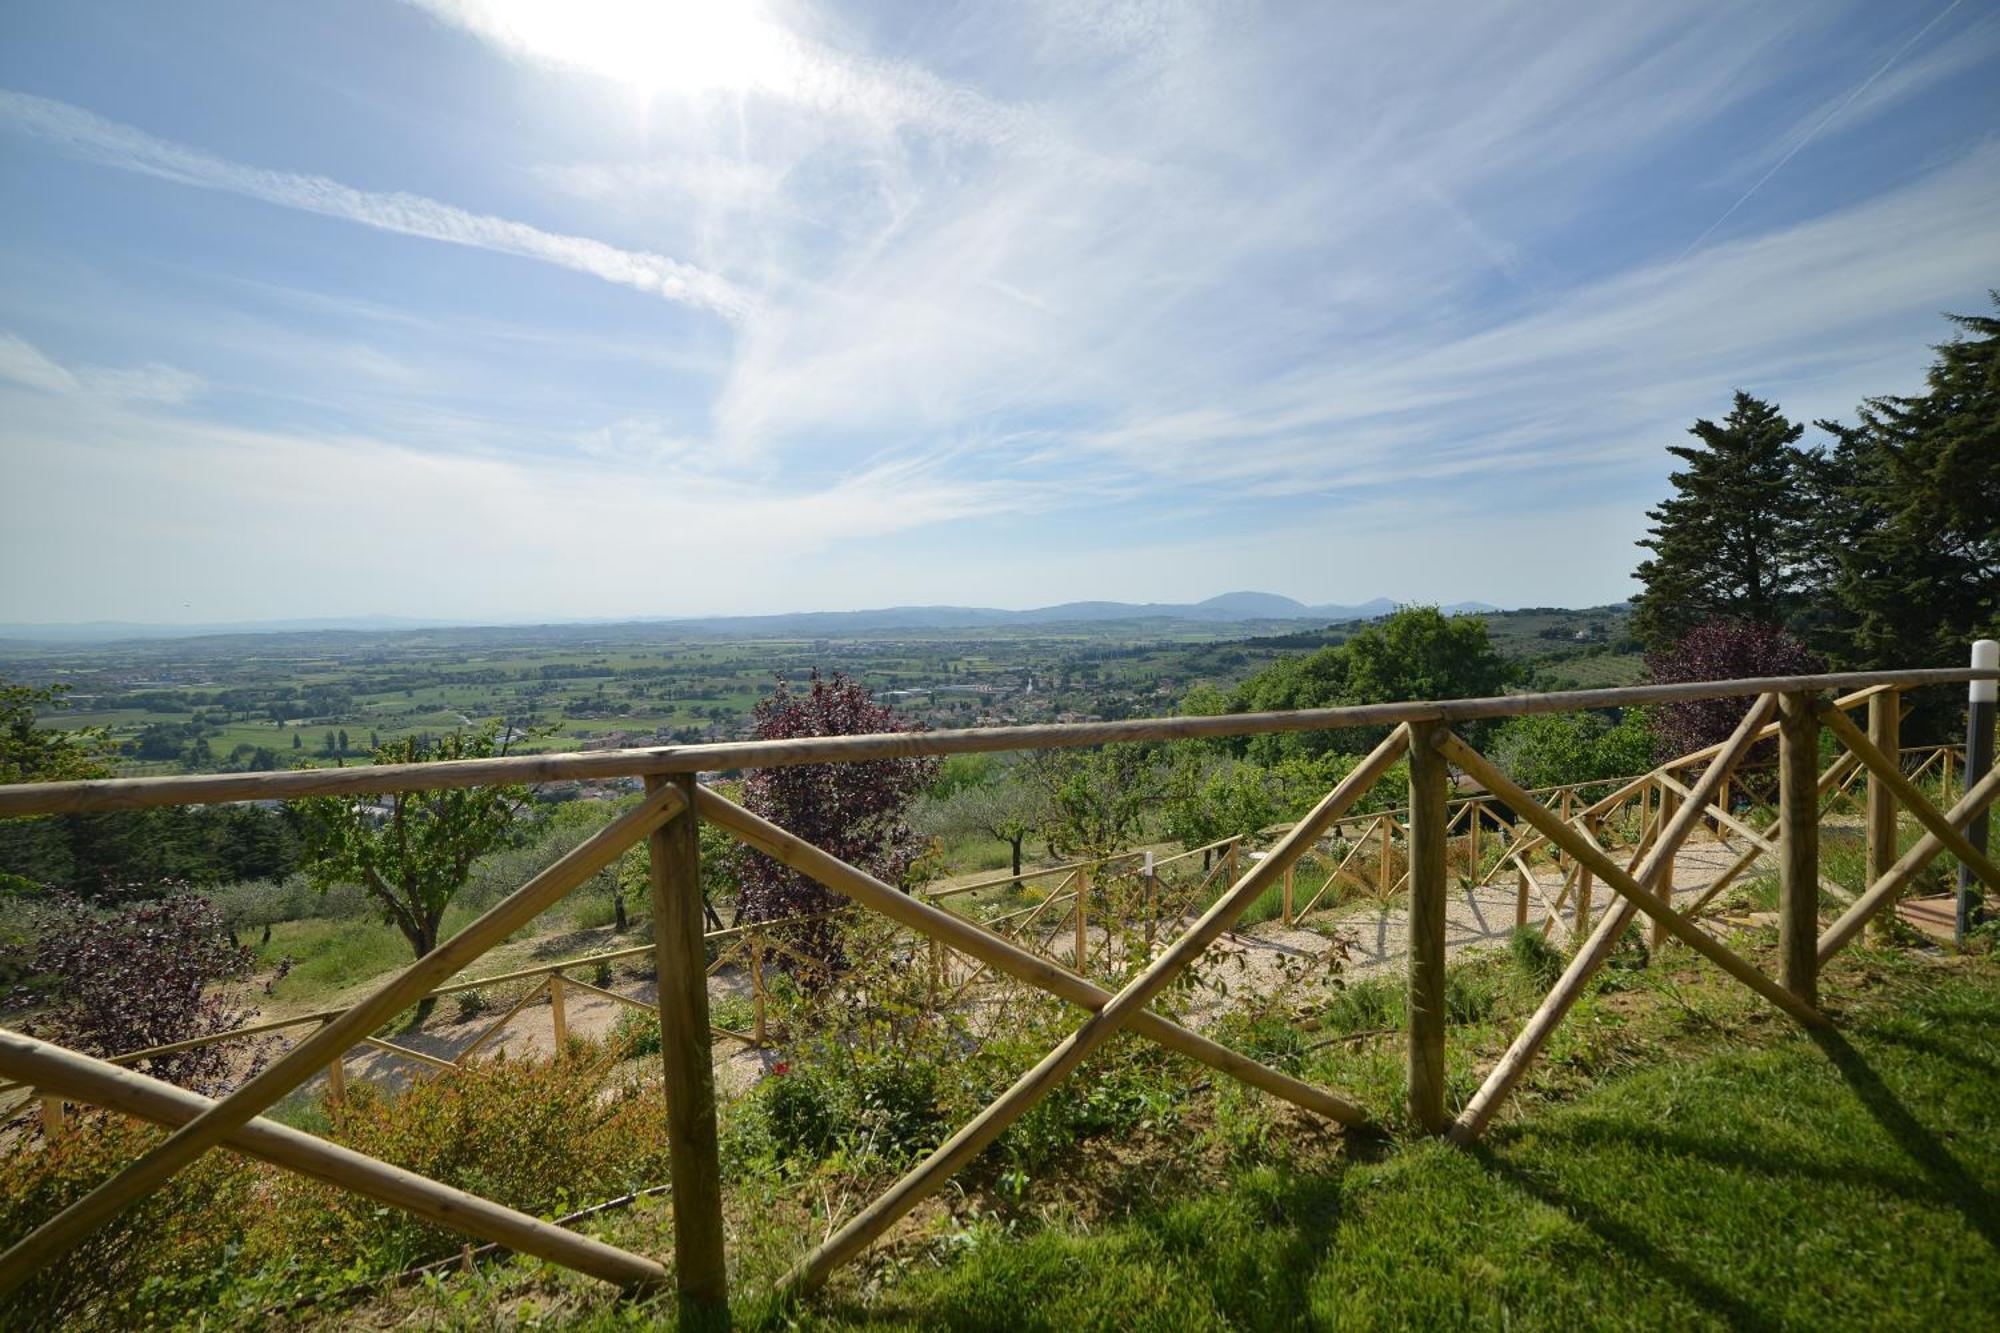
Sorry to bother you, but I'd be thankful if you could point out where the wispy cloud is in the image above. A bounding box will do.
[0,90,752,321]
[0,331,203,404]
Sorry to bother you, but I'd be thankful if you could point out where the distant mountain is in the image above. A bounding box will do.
[0,593,1507,646]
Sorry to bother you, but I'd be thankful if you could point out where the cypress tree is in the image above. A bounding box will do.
[1632,391,1812,651]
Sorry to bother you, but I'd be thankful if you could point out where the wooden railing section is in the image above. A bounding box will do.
[0,664,1995,1315]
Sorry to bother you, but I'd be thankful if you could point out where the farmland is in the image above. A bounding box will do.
[2,605,1640,778]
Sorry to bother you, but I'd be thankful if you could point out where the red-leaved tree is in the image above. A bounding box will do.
[736,673,936,965]
[26,891,273,1099]
[1646,619,1822,793]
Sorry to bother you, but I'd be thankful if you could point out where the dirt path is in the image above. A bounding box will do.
[298,831,1769,1107]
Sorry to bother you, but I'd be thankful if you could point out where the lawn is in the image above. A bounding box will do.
[330,934,2000,1331]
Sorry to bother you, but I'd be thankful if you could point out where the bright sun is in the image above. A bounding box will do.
[449,0,802,97]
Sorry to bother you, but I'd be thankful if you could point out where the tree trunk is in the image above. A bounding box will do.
[1010,836,1024,879]
[613,889,629,933]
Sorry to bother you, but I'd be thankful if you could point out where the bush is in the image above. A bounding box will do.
[452,987,489,1021]
[252,1049,673,1286]
[612,1007,661,1059]
[1507,927,1566,990]
[24,892,267,1096]
[0,1115,257,1328]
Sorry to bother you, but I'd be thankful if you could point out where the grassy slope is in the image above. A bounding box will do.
[348,939,2000,1332]
[799,950,2000,1331]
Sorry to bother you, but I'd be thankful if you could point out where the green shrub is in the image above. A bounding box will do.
[612,1007,661,1059]
[1507,926,1566,990]
[1320,976,1403,1035]
[452,987,488,1021]
[0,1114,258,1329]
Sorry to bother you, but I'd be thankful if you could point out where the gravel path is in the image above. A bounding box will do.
[306,832,1767,1103]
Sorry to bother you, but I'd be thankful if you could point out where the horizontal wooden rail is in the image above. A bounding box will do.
[2,668,1990,815]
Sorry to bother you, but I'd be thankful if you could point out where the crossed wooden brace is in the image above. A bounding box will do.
[0,779,691,1298]
[695,726,1413,1298]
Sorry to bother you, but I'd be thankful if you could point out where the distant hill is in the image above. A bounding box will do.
[0,593,1505,646]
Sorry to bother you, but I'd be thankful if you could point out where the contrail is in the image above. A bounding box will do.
[0,89,753,322]
[1676,0,1967,263]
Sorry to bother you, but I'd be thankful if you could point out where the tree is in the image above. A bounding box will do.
[1813,299,2000,682]
[292,732,302,751]
[28,892,268,1096]
[916,771,1046,877]
[1646,619,1820,774]
[1632,392,1813,651]
[1,678,107,784]
[293,728,528,997]
[1490,710,1657,791]
[1232,606,1510,760]
[1026,744,1161,859]
[736,672,936,933]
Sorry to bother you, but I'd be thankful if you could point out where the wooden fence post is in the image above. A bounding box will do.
[1515,862,1530,928]
[643,774,728,1315]
[1406,722,1449,1134]
[323,1017,346,1107]
[1575,816,1596,940]
[1282,864,1294,927]
[1378,816,1393,896]
[40,1095,64,1137]
[1468,802,1482,882]
[1778,693,1820,1006]
[549,972,568,1050]
[1074,864,1090,971]
[1866,690,1902,942]
[752,930,770,1046]
[1651,785,1678,951]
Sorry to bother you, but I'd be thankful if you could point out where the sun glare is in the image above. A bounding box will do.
[456,0,801,97]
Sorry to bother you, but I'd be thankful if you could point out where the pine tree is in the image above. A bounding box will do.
[1814,299,2000,673]
[1632,392,1812,651]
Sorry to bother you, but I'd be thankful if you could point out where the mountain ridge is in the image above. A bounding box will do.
[0,593,1502,645]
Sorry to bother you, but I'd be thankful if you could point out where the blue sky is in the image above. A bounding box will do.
[2,1,1995,624]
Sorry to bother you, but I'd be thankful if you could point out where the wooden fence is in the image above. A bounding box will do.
[0,664,1995,1315]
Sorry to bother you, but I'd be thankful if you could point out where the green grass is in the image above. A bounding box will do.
[788,950,2000,1330]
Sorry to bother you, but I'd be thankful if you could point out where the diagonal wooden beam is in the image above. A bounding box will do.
[1443,731,1824,1031]
[1815,701,2000,896]
[1819,760,2000,963]
[0,780,687,1296]
[0,1029,666,1290]
[695,788,1367,1126]
[777,727,1410,1298]
[1446,694,1787,1144]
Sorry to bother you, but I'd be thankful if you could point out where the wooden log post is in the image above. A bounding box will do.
[40,1095,64,1137]
[1074,864,1090,971]
[643,774,728,1316]
[1651,785,1679,952]
[1406,721,1450,1134]
[1515,861,1530,928]
[1574,816,1596,941]
[1866,690,1902,943]
[1469,802,1483,883]
[1778,693,1820,1007]
[752,930,770,1046]
[1378,816,1393,896]
[548,972,568,1051]
[324,1017,347,1107]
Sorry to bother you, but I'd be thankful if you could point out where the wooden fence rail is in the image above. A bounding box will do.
[0,663,1994,1316]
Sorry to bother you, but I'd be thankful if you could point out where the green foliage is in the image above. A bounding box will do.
[1490,708,1657,791]
[0,1115,254,1328]
[0,677,108,784]
[1234,607,1511,761]
[1024,744,1161,859]
[1507,925,1566,990]
[1632,390,1814,651]
[293,726,529,961]
[1814,298,2000,681]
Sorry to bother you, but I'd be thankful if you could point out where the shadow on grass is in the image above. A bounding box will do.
[1467,1148,1779,1332]
[1808,1026,2000,1253]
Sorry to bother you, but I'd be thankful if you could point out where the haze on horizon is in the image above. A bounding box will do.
[2,1,1996,625]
